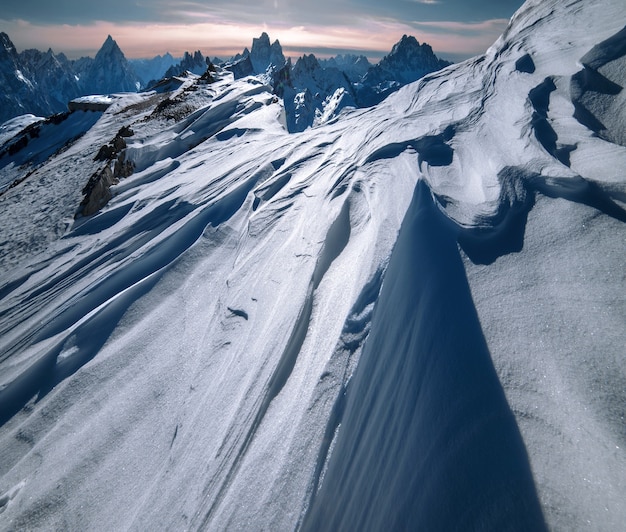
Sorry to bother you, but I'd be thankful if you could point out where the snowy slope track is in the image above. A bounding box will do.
[1,0,626,530]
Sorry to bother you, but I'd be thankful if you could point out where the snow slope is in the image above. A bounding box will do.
[0,0,625,530]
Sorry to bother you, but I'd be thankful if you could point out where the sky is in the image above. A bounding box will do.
[0,0,525,62]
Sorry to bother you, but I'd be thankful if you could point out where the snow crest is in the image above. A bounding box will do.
[0,0,625,530]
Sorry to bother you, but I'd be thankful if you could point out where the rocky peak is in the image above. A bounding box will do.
[83,35,140,94]
[163,50,208,78]
[95,35,125,62]
[381,35,450,75]
[293,54,321,76]
[250,32,285,73]
[0,32,18,60]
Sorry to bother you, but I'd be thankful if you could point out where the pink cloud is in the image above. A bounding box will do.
[0,17,508,60]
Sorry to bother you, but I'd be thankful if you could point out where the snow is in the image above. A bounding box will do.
[0,110,103,193]
[0,0,625,530]
[0,114,44,146]
[70,95,115,106]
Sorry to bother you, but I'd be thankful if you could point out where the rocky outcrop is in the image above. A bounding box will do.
[80,165,117,216]
[81,125,135,216]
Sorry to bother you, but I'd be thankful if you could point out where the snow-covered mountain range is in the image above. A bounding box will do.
[0,30,450,130]
[0,34,141,124]
[1,0,625,530]
[223,31,449,131]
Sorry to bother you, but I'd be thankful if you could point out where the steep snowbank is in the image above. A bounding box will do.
[0,0,624,530]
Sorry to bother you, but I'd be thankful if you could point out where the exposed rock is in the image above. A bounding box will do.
[80,165,118,216]
[117,125,134,137]
[227,56,254,80]
[357,35,451,106]
[114,152,134,178]
[250,32,286,73]
[94,144,115,161]
[112,135,126,151]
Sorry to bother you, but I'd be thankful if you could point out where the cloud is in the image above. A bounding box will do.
[411,18,510,33]
[0,1,517,61]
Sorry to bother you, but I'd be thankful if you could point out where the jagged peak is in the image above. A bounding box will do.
[255,32,271,44]
[390,34,426,56]
[0,32,17,56]
[294,53,321,73]
[97,35,124,58]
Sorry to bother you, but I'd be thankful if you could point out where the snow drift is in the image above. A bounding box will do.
[0,0,625,530]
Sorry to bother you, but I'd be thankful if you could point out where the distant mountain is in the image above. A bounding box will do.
[226,32,286,79]
[0,32,56,122]
[163,50,209,79]
[0,30,450,129]
[19,48,81,113]
[0,33,142,123]
[357,35,451,105]
[223,32,450,132]
[283,53,356,132]
[129,53,178,89]
[250,32,286,73]
[80,35,140,95]
[319,54,372,82]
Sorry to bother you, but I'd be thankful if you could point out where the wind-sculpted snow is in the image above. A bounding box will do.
[0,0,625,530]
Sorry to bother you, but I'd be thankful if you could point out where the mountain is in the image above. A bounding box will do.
[249,31,286,73]
[0,33,49,122]
[319,54,372,82]
[80,35,141,94]
[129,53,178,89]
[19,48,81,113]
[163,50,209,79]
[282,53,356,132]
[226,32,286,79]
[0,34,142,123]
[224,32,449,131]
[1,0,626,530]
[358,35,452,105]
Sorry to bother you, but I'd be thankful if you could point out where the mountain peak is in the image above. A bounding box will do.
[249,32,285,73]
[84,34,140,94]
[98,35,122,57]
[0,32,18,57]
[294,53,320,74]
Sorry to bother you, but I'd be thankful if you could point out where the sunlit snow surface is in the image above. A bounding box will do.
[1,0,625,530]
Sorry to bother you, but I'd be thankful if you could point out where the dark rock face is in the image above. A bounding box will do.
[357,35,452,106]
[250,32,286,73]
[81,35,140,95]
[81,165,117,216]
[83,126,135,215]
[227,55,254,80]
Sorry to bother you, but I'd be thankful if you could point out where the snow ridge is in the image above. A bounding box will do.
[0,0,625,530]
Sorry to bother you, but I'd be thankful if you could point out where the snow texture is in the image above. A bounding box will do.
[0,0,625,530]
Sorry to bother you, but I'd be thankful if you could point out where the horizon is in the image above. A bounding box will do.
[0,28,478,64]
[0,0,524,63]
